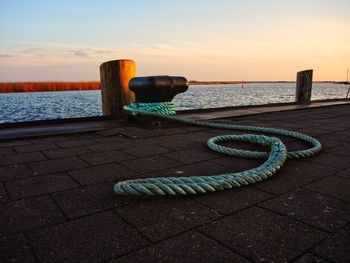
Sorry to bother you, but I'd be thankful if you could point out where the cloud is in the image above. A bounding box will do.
[95,50,113,54]
[67,50,88,57]
[0,54,12,58]
[21,48,44,53]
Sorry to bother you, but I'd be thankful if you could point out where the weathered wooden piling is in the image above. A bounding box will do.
[100,59,136,117]
[296,69,313,103]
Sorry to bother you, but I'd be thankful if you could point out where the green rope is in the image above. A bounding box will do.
[114,102,322,195]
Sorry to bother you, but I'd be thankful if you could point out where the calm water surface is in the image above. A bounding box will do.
[0,82,348,123]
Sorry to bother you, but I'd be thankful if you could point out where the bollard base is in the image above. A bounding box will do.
[127,115,179,129]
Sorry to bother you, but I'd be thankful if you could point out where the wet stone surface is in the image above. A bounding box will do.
[260,189,350,232]
[115,231,249,263]
[198,206,326,263]
[312,226,350,263]
[115,196,221,242]
[0,234,36,263]
[0,103,349,262]
[28,212,149,263]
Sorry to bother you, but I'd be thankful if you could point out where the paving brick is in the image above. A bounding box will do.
[162,149,219,164]
[121,155,181,174]
[115,231,248,263]
[307,152,350,169]
[0,164,33,182]
[308,118,343,126]
[294,127,331,137]
[119,126,162,138]
[28,136,69,143]
[284,119,321,129]
[193,187,272,215]
[91,134,129,144]
[312,226,350,263]
[317,139,344,150]
[0,183,8,203]
[282,159,339,180]
[127,137,164,148]
[327,142,350,157]
[250,170,311,195]
[318,123,350,132]
[227,119,266,127]
[284,138,318,152]
[182,130,221,141]
[260,189,350,232]
[123,143,172,157]
[69,163,136,186]
[0,147,15,155]
[67,133,106,140]
[306,121,335,129]
[157,127,188,135]
[55,139,95,148]
[148,161,233,179]
[199,206,326,263]
[336,168,350,179]
[260,120,301,130]
[29,157,87,175]
[156,132,214,150]
[265,133,296,145]
[5,173,79,200]
[79,150,135,165]
[93,127,123,140]
[317,132,350,143]
[14,143,58,153]
[0,103,349,262]
[0,140,31,148]
[0,234,36,263]
[334,129,350,135]
[210,156,264,173]
[116,196,221,242]
[52,183,114,219]
[303,176,350,201]
[0,196,65,235]
[87,142,129,152]
[180,125,209,132]
[43,146,92,159]
[0,152,47,166]
[293,253,328,263]
[28,211,148,263]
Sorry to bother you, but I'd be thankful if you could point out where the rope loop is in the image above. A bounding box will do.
[114,102,322,195]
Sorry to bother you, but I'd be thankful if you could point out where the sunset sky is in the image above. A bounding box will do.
[1,0,349,82]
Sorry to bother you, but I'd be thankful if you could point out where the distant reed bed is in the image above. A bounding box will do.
[0,82,100,93]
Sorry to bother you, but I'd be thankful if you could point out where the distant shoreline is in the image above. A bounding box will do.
[0,82,100,93]
[0,81,339,83]
[0,81,344,93]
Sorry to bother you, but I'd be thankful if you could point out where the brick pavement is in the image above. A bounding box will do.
[0,104,349,263]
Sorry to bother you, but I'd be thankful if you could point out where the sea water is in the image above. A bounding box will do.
[0,82,348,123]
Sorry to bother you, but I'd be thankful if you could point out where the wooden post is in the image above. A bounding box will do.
[296,69,313,103]
[100,59,136,117]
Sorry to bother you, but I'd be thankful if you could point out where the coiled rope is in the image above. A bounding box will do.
[114,102,321,195]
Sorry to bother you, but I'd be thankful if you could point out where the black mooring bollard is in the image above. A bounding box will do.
[127,76,189,127]
[129,76,188,103]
